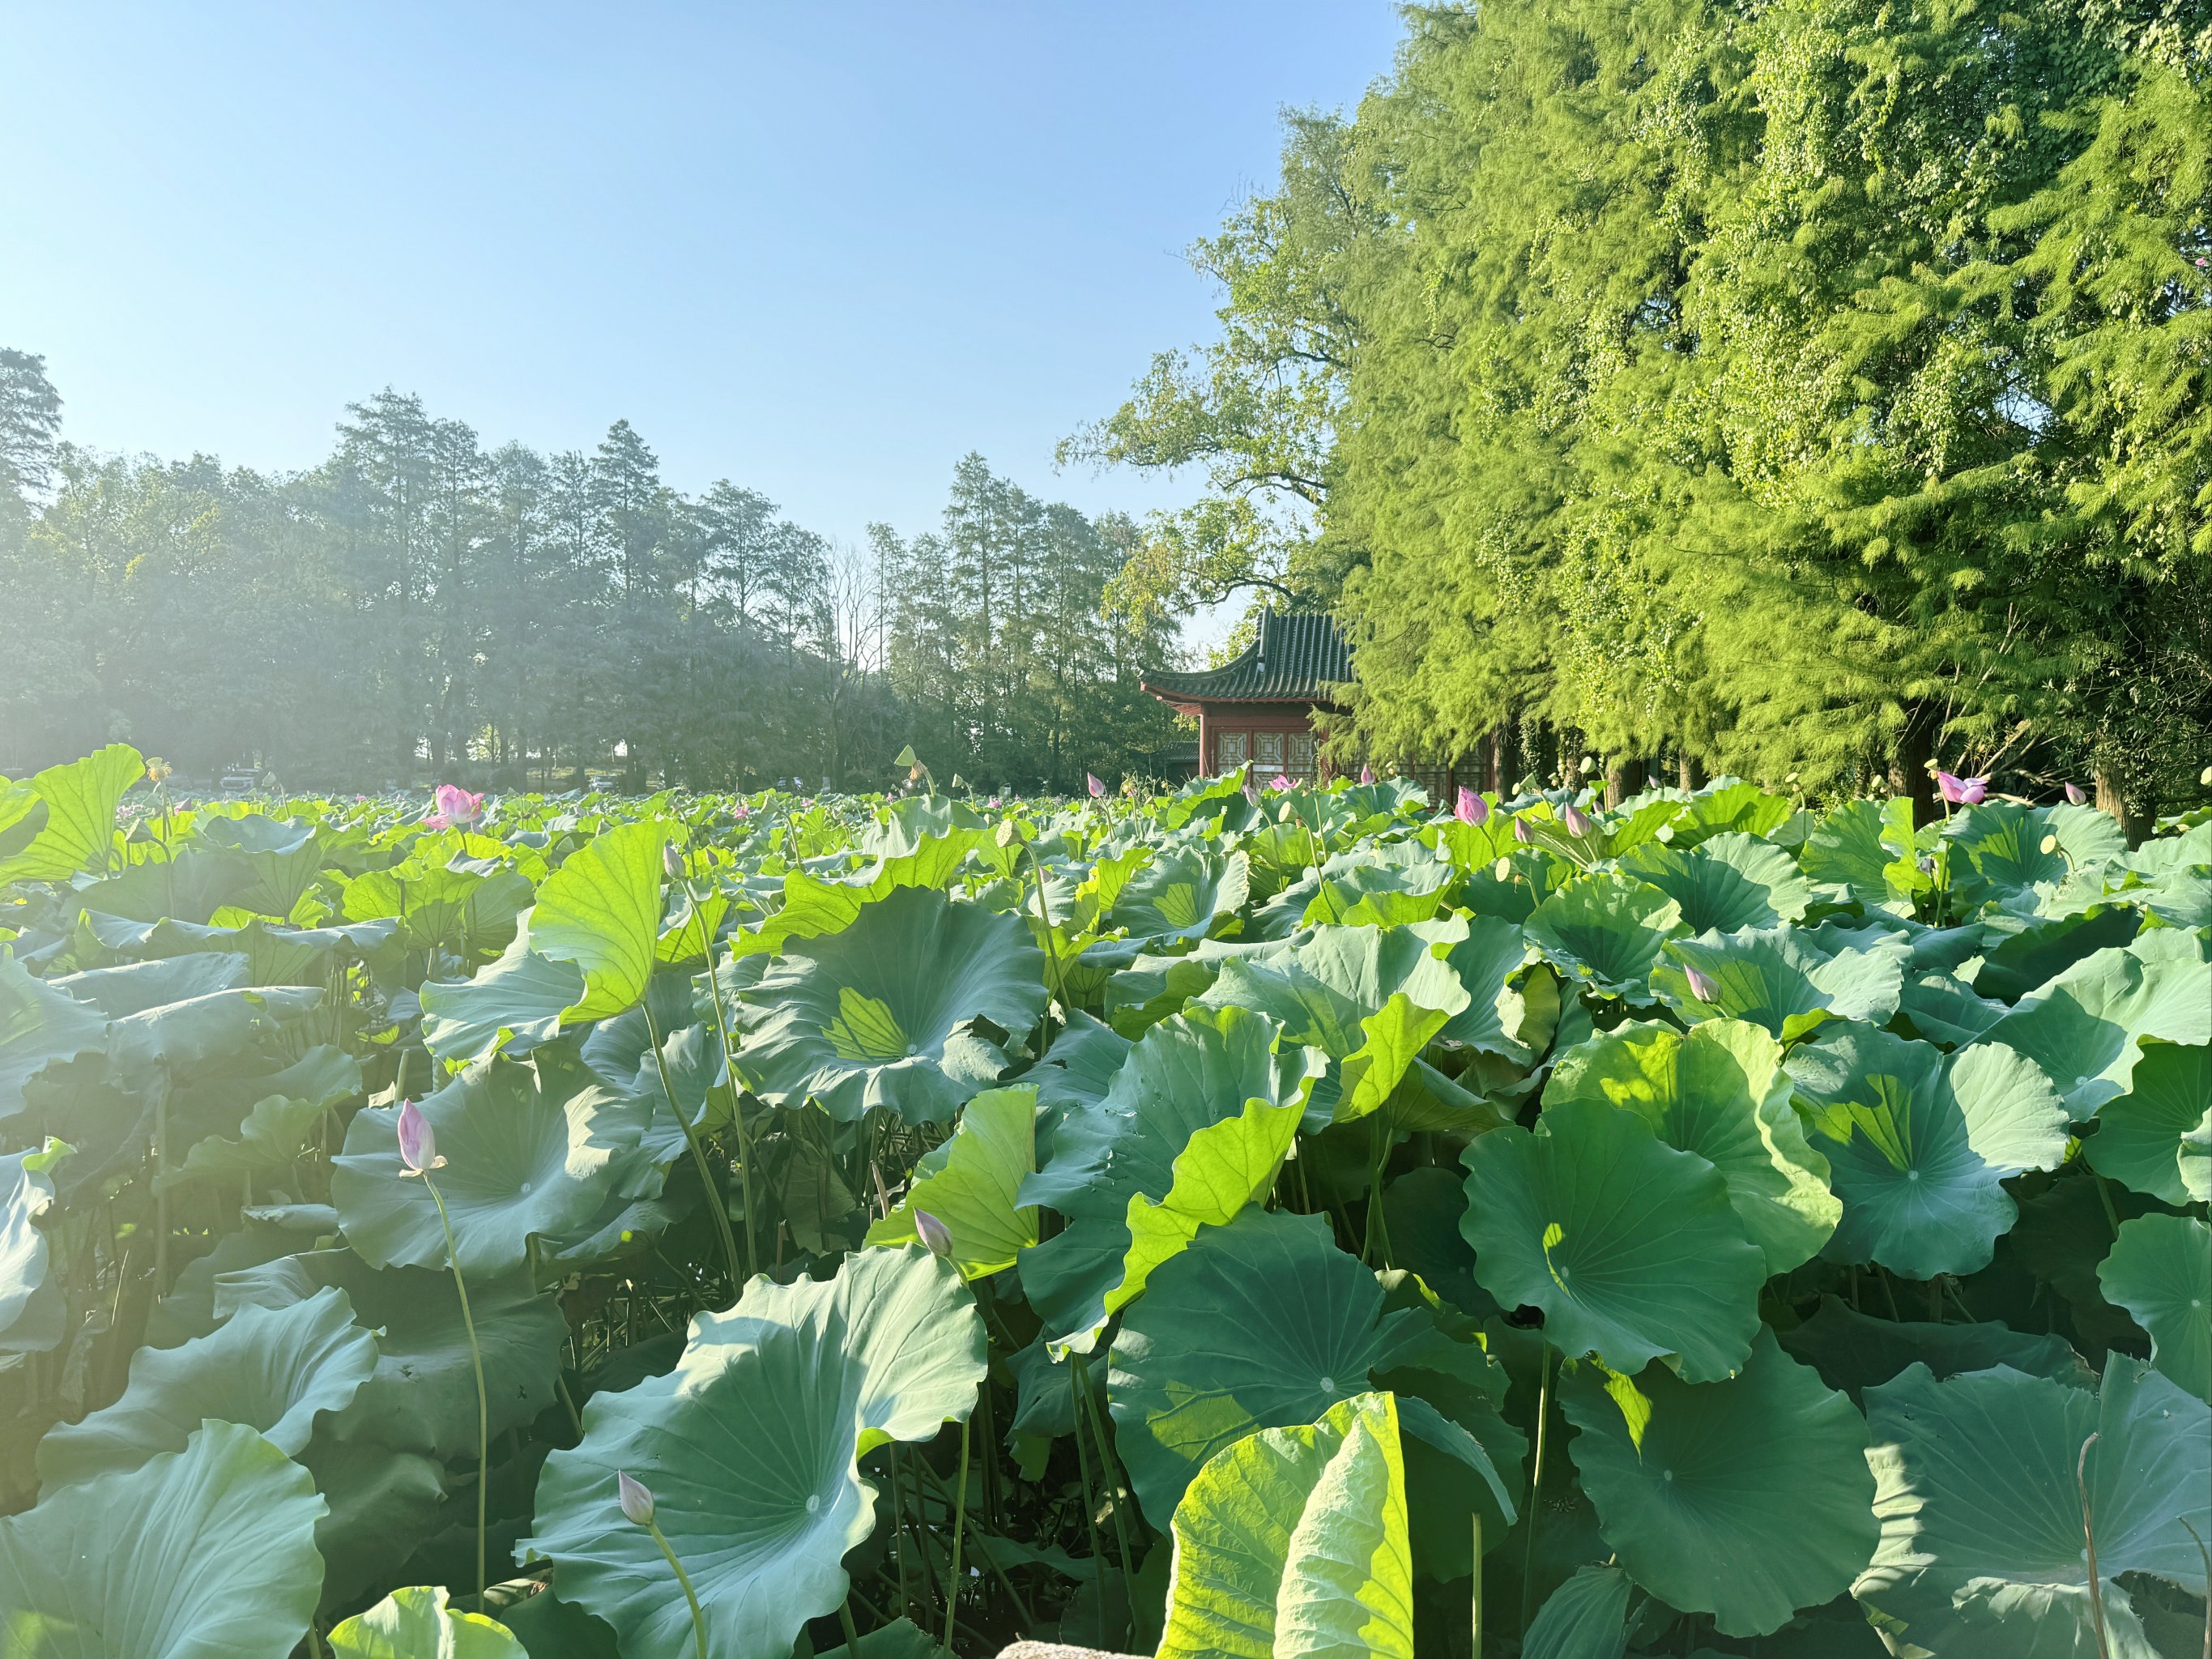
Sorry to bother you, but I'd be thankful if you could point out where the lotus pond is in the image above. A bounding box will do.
[1,746,2207,1657]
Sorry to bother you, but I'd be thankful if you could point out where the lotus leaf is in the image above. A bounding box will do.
[1562,1328,1878,1636]
[519,1247,984,1659]
[1786,1027,2070,1277]
[330,1586,526,1658]
[866,1084,1039,1276]
[1855,1357,2211,1657]
[0,951,107,1121]
[1546,1018,1839,1273]
[1522,1565,1633,1659]
[1653,925,1909,1042]
[1977,942,2211,1114]
[1779,1295,2094,1401]
[1942,800,2128,912]
[0,743,143,885]
[1110,846,1250,941]
[1154,1391,1413,1659]
[1618,832,1815,932]
[0,1138,72,1354]
[526,821,671,1020]
[1799,797,1919,915]
[1522,874,1685,998]
[2086,1042,2212,1205]
[740,885,1046,1123]
[0,1420,325,1659]
[2098,1213,2211,1400]
[420,928,587,1068]
[1460,1098,1767,1382]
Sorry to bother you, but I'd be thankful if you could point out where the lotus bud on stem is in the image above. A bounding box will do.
[618,1472,709,1659]
[397,1101,485,1605]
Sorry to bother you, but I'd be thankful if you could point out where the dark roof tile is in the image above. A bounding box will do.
[1140,611,1351,703]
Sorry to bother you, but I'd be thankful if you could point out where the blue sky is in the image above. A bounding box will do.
[1,2,1400,598]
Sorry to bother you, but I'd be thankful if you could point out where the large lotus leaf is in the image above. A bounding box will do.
[342,864,535,962]
[2086,1043,2212,1205]
[0,1139,72,1355]
[335,1056,667,1274]
[0,1420,325,1658]
[1978,943,2212,1115]
[1943,800,2128,913]
[1970,906,2142,1004]
[739,885,1045,1124]
[420,925,588,1068]
[215,1249,566,1462]
[1108,1208,1510,1531]
[1653,925,1909,1042]
[1027,1009,1132,1137]
[519,1248,984,1659]
[1523,1565,1633,1659]
[1522,874,1685,998]
[1617,832,1815,932]
[1154,1391,1413,1659]
[1017,1007,1323,1350]
[1562,1328,1878,1637]
[739,829,988,957]
[1895,970,2010,1049]
[0,777,45,863]
[1546,1018,1839,1273]
[1670,780,1795,845]
[1436,914,1557,1065]
[2099,1214,2210,1401]
[526,821,671,1021]
[330,1586,525,1658]
[0,952,107,1122]
[1786,1027,2071,1277]
[1855,1358,2211,1657]
[161,1045,360,1188]
[0,743,141,884]
[1109,846,1250,942]
[36,1283,377,1491]
[1779,1295,2095,1402]
[1459,1098,1766,1382]
[866,1084,1039,1277]
[1801,797,1920,914]
[50,949,249,1017]
[196,814,327,919]
[304,1436,453,1611]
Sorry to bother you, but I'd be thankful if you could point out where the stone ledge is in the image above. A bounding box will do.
[995,1644,1148,1659]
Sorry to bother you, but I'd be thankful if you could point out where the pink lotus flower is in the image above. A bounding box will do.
[1512,815,1532,844]
[733,800,749,821]
[1270,774,1292,791]
[1683,965,1720,1004]
[1936,772,1987,807]
[1359,763,1375,785]
[1455,787,1488,826]
[914,1210,954,1259]
[396,1100,445,1175]
[2063,782,2086,805]
[617,1470,656,1526]
[424,784,484,831]
[1087,774,1106,799]
[1562,801,1593,836]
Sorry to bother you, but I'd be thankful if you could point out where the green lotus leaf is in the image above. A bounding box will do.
[0,1138,72,1355]
[815,1616,941,1659]
[0,776,45,864]
[1459,1098,1766,1382]
[161,1045,360,1188]
[2099,1213,2210,1401]
[739,885,1045,1124]
[1154,1391,1413,1659]
[1895,970,2010,1050]
[739,827,989,957]
[2183,1110,2212,1205]
[1855,1357,2211,1657]
[1670,780,1795,845]
[1943,800,2128,913]
[1800,797,1920,915]
[330,1586,526,1658]
[215,1248,566,1461]
[1970,905,2142,1004]
[1523,874,1686,998]
[0,1419,325,1658]
[519,1248,985,1659]
[1778,1295,2094,1402]
[1977,942,2212,1115]
[495,1584,624,1659]
[866,1084,1039,1277]
[36,1283,377,1491]
[1562,1328,1877,1637]
[1653,925,1909,1042]
[304,1437,453,1612]
[1110,846,1251,941]
[1546,1018,1839,1273]
[1618,832,1815,932]
[334,1055,668,1274]
[1434,914,1555,1067]
[420,926,589,1068]
[0,952,108,1122]
[1522,1565,1632,1659]
[0,742,142,885]
[1028,1009,1132,1135]
[2086,1042,2212,1205]
[526,821,671,1021]
[197,814,327,919]
[1786,1026,2071,1277]
[342,864,535,962]
[1018,1007,1323,1350]
[1108,1208,1511,1533]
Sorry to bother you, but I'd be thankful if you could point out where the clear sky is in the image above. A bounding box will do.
[1,2,1400,621]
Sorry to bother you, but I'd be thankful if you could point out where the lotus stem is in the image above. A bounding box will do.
[687,887,760,1277]
[1471,1509,1483,1656]
[1076,1354,1141,1646]
[2178,1517,2210,1659]
[1068,1358,1112,1631]
[837,1597,863,1654]
[642,997,745,1294]
[645,1514,709,1659]
[945,1414,970,1652]
[1520,1343,1554,1637]
[424,1173,489,1606]
[2077,1431,2112,1659]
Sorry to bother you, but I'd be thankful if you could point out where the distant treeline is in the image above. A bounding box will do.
[0,356,1185,793]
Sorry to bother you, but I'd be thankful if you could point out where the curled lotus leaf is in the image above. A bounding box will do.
[1522,873,1686,998]
[2097,1213,2211,1401]
[2086,1042,2212,1205]
[329,1585,526,1658]
[1977,942,2211,1115]
[1652,924,1910,1042]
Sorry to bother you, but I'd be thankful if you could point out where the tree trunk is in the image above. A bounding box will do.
[1888,708,1938,828]
[2095,767,2157,847]
[1487,723,1517,795]
[1678,752,1704,791]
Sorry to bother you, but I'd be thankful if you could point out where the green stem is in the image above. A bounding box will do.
[1076,1354,1140,1647]
[689,893,760,1277]
[1068,1358,1111,1627]
[836,1597,863,1654]
[648,1517,710,1659]
[1471,1508,1483,1657]
[2078,1433,2113,1659]
[1519,1344,1554,1638]
[424,1175,488,1606]
[643,997,745,1294]
[945,1414,971,1653]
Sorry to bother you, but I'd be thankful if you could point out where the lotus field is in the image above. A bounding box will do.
[2,745,2209,1659]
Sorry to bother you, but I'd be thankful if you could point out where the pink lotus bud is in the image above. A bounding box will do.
[2063,782,2086,805]
[1683,965,1720,1004]
[1562,801,1593,837]
[1359,764,1375,785]
[1455,787,1487,826]
[733,800,749,821]
[617,1470,656,1526]
[663,842,685,880]
[1512,815,1532,844]
[395,1100,443,1175]
[914,1210,954,1260]
[1936,772,1987,806]
[1242,780,1260,807]
[1270,774,1292,791]
[1087,774,1106,799]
